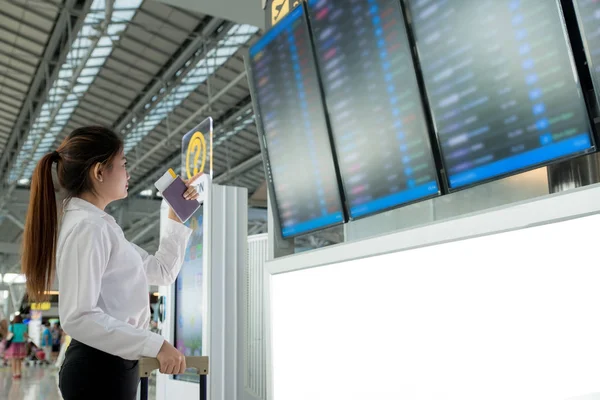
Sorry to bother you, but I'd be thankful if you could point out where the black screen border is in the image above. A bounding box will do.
[246,2,348,239]
[569,0,600,125]
[305,0,444,221]
[403,0,597,193]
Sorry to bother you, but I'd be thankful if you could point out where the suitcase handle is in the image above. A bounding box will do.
[139,356,209,377]
[139,356,209,400]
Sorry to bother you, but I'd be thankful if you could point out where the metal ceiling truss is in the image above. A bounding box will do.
[17,0,143,180]
[126,69,248,173]
[112,16,232,135]
[0,0,118,215]
[120,23,257,158]
[9,2,114,184]
[0,0,93,186]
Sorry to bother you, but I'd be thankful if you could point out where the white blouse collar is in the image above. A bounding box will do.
[63,197,110,219]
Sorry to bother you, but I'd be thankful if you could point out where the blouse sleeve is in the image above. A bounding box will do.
[132,218,193,286]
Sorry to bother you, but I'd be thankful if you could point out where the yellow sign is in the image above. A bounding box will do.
[181,118,212,180]
[31,302,51,311]
[271,0,289,25]
[185,131,207,180]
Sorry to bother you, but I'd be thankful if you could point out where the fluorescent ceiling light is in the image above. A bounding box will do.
[3,273,19,284]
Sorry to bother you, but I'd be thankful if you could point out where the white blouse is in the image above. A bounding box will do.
[56,197,192,360]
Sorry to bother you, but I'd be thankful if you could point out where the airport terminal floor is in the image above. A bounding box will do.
[0,366,60,400]
[0,366,158,400]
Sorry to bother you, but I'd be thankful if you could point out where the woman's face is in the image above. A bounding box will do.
[96,149,130,203]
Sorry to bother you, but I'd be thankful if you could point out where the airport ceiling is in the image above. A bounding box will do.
[0,0,268,272]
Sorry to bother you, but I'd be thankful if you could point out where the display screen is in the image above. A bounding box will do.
[407,0,594,189]
[574,0,600,104]
[249,5,345,237]
[307,0,440,219]
[174,210,204,382]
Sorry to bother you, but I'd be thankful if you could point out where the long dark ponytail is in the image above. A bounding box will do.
[22,126,123,301]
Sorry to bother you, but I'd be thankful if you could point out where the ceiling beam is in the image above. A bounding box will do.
[213,153,262,184]
[130,219,160,243]
[3,212,24,231]
[5,188,161,210]
[0,243,20,255]
[0,0,93,186]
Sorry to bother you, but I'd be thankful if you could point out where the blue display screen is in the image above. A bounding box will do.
[407,0,594,189]
[307,0,440,219]
[249,5,345,237]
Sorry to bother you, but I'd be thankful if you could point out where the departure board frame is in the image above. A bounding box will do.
[571,0,600,119]
[306,0,443,221]
[246,3,348,239]
[404,0,596,192]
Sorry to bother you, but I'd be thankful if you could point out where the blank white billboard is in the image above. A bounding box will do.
[271,214,600,400]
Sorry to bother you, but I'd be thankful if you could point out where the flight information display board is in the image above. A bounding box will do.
[407,0,594,190]
[248,5,345,238]
[306,0,440,219]
[574,0,600,105]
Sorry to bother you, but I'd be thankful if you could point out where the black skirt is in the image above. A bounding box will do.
[59,339,139,400]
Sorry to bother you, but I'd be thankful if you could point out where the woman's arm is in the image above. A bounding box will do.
[59,220,165,360]
[133,179,197,286]
[132,218,192,286]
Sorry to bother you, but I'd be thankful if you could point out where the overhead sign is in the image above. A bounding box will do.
[265,0,302,28]
[182,117,213,180]
[31,302,51,311]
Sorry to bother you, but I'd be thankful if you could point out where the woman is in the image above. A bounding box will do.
[21,126,199,399]
[5,315,28,379]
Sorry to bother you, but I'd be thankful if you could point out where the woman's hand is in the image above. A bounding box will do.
[156,340,187,375]
[183,184,200,201]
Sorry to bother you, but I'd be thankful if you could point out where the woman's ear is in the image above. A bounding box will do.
[92,162,104,183]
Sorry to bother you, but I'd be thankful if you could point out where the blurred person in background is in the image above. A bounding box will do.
[5,315,28,379]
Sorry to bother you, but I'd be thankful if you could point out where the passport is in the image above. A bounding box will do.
[155,169,201,223]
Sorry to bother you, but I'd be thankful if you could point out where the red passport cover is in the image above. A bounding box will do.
[162,177,201,223]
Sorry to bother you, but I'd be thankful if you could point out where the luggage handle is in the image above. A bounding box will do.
[139,356,209,377]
